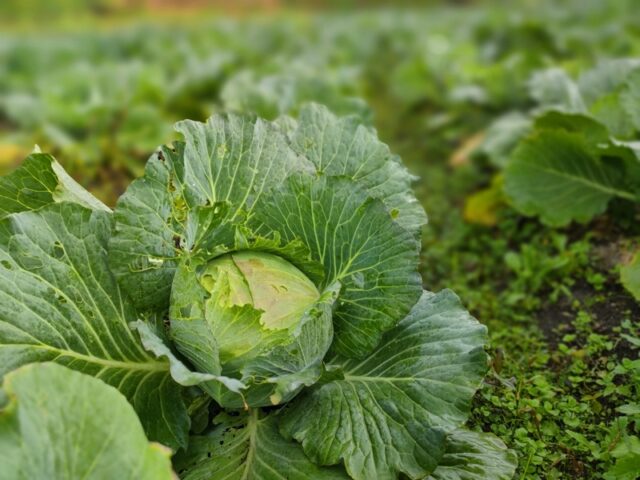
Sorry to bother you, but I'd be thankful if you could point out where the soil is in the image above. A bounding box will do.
[537,277,639,358]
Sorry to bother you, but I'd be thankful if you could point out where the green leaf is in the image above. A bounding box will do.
[618,403,640,415]
[621,69,640,133]
[0,153,109,220]
[589,91,635,138]
[479,112,532,168]
[131,320,246,397]
[288,104,427,234]
[620,250,640,302]
[578,59,640,106]
[532,111,610,142]
[177,410,350,480]
[576,59,640,138]
[109,114,311,313]
[426,430,517,480]
[173,114,311,219]
[603,436,640,480]
[504,129,638,226]
[0,203,188,450]
[532,112,640,183]
[528,68,585,112]
[109,144,187,313]
[280,290,488,480]
[221,69,371,122]
[252,174,422,358]
[0,363,174,480]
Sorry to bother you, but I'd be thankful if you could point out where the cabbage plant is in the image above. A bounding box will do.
[0,104,516,479]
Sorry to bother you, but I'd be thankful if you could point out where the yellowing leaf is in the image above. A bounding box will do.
[450,132,485,168]
[0,143,28,173]
[620,249,640,302]
[464,175,505,226]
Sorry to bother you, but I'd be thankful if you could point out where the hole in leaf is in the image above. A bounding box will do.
[52,241,64,259]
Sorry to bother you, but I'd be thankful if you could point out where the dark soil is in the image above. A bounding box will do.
[537,277,639,359]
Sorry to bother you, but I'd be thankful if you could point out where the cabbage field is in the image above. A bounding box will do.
[0,1,639,479]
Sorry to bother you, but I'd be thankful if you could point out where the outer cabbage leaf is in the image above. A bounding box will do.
[176,411,349,480]
[0,203,188,450]
[0,363,174,480]
[286,104,427,234]
[578,59,640,137]
[578,59,640,107]
[589,92,636,139]
[528,68,585,113]
[426,430,518,480]
[504,129,638,226]
[221,69,370,121]
[280,290,488,480]
[532,112,640,183]
[252,174,422,357]
[478,112,532,168]
[621,69,640,132]
[0,152,110,219]
[131,320,246,394]
[532,111,610,141]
